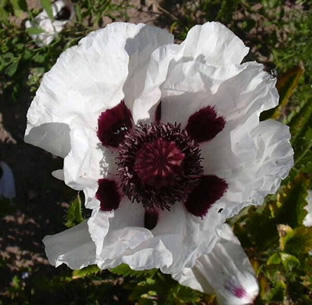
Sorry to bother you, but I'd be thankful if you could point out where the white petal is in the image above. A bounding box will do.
[132,44,180,122]
[160,59,292,218]
[122,25,173,109]
[88,198,146,259]
[179,22,249,66]
[63,127,116,191]
[0,161,16,199]
[94,203,223,273]
[121,239,173,270]
[214,120,293,218]
[43,221,96,269]
[153,203,223,273]
[132,22,249,122]
[51,169,64,181]
[25,23,172,156]
[173,224,259,305]
[160,61,277,129]
[303,190,312,227]
[88,208,114,257]
[25,122,71,158]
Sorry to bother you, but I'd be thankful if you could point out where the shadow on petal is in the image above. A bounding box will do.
[25,122,70,158]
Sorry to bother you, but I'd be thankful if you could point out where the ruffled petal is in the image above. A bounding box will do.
[25,22,171,156]
[202,120,293,218]
[160,61,277,130]
[122,26,173,109]
[94,203,224,273]
[178,22,249,66]
[43,221,96,269]
[63,127,116,192]
[88,198,145,258]
[172,224,259,305]
[132,22,249,122]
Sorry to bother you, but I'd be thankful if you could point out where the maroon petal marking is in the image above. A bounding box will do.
[155,101,161,122]
[184,175,227,217]
[96,179,121,211]
[224,280,247,299]
[185,106,225,143]
[144,208,158,230]
[97,101,133,147]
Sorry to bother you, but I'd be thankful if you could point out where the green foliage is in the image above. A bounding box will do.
[40,0,53,20]
[64,193,84,228]
[110,265,202,305]
[110,264,158,278]
[72,265,101,279]
[0,0,129,101]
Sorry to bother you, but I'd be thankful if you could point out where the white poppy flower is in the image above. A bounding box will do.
[25,0,73,47]
[173,224,259,305]
[303,190,312,227]
[25,22,293,280]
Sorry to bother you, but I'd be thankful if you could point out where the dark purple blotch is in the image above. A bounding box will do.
[155,101,161,122]
[144,208,159,230]
[96,179,121,211]
[186,106,225,143]
[184,175,227,217]
[97,101,133,148]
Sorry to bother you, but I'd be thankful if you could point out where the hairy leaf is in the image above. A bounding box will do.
[64,194,84,228]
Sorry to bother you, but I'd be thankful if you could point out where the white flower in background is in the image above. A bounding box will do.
[25,22,293,303]
[173,224,259,305]
[25,0,73,47]
[0,161,16,199]
[303,190,312,227]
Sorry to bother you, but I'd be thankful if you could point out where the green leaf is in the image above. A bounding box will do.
[293,127,312,173]
[110,264,157,278]
[266,280,287,302]
[0,7,9,24]
[11,0,27,16]
[171,285,201,303]
[4,59,19,76]
[275,174,310,228]
[290,99,312,146]
[64,194,84,228]
[72,265,101,279]
[267,252,281,265]
[274,63,305,119]
[277,224,294,251]
[283,226,312,255]
[261,63,304,120]
[10,0,27,11]
[233,174,310,252]
[280,252,300,272]
[40,0,53,20]
[74,4,82,22]
[26,27,45,35]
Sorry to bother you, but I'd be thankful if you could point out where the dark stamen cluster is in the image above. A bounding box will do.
[116,122,203,210]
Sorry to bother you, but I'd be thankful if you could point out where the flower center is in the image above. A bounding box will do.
[116,123,203,210]
[134,138,185,189]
